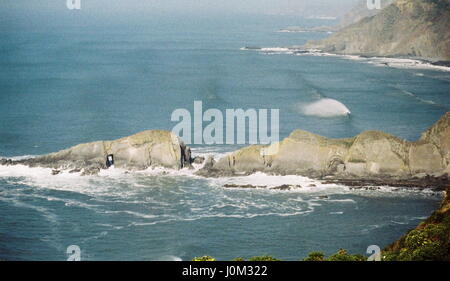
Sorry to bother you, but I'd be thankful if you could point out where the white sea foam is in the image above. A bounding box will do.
[159,255,183,261]
[299,98,351,117]
[9,154,39,160]
[0,154,443,202]
[396,89,439,106]
[207,172,344,193]
[278,29,307,33]
[240,46,450,72]
[190,146,232,163]
[326,199,357,203]
[367,57,450,72]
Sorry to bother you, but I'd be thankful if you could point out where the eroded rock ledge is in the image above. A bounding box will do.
[1,113,449,188]
[1,130,192,175]
[197,112,450,188]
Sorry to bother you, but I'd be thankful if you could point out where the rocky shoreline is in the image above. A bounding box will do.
[1,112,449,191]
[322,174,450,191]
[305,0,450,63]
[197,112,450,188]
[0,130,193,176]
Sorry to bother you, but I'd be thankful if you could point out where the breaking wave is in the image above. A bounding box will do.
[299,98,351,117]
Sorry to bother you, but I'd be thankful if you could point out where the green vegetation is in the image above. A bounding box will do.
[382,187,450,261]
[303,249,366,261]
[303,252,326,261]
[192,256,216,261]
[327,249,366,261]
[192,250,365,261]
[382,217,450,261]
[248,255,280,261]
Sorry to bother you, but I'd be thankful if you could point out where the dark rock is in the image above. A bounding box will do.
[69,168,82,173]
[223,184,260,189]
[81,166,101,176]
[51,169,61,175]
[271,184,302,190]
[181,145,192,168]
[193,156,206,165]
[324,175,450,191]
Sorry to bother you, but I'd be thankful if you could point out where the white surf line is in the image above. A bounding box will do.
[240,46,450,72]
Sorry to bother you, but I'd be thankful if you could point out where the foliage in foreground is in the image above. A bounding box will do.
[382,187,450,261]
[304,249,366,261]
[192,250,365,261]
[382,217,450,261]
[192,256,216,261]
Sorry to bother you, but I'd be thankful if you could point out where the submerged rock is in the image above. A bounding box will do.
[193,156,206,165]
[222,184,301,190]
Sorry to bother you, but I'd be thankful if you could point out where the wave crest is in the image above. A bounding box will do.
[300,98,351,117]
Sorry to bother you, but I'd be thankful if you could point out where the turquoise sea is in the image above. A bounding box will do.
[0,15,449,260]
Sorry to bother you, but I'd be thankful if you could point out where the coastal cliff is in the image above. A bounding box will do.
[198,112,450,184]
[306,0,450,63]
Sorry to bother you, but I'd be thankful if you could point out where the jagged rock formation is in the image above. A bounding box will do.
[306,0,450,62]
[2,113,449,182]
[1,130,192,175]
[197,112,450,180]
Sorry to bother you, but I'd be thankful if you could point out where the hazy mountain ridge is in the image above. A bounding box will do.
[339,0,394,28]
[306,0,450,62]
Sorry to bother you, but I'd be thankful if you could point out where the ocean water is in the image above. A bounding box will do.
[0,15,449,260]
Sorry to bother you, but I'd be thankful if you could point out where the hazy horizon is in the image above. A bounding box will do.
[0,0,360,30]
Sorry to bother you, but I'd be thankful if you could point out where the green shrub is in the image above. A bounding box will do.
[248,255,280,261]
[398,223,449,261]
[383,221,450,261]
[327,249,366,261]
[303,252,326,261]
[192,256,216,261]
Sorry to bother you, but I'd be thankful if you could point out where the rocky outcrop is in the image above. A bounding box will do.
[2,130,192,175]
[306,0,450,62]
[197,112,450,181]
[2,113,449,182]
[419,112,450,174]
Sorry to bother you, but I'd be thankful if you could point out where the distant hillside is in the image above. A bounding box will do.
[339,0,394,28]
[306,0,450,62]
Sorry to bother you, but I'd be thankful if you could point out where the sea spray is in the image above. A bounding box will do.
[300,98,351,117]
